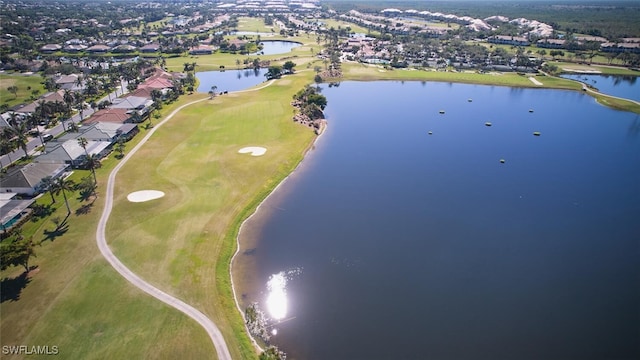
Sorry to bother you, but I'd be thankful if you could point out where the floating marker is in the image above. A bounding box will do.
[528,109,534,113]
[533,132,541,136]
[439,110,445,114]
[428,131,433,135]
[468,98,473,102]
[485,122,492,127]
[500,159,506,163]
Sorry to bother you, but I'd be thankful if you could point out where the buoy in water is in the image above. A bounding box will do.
[529,109,534,113]
[468,98,473,102]
[439,110,445,114]
[428,131,433,135]
[500,159,506,163]
[533,131,541,136]
[485,122,492,127]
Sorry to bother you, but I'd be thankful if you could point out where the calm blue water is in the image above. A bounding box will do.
[196,68,267,93]
[253,40,301,55]
[235,81,640,360]
[560,73,640,102]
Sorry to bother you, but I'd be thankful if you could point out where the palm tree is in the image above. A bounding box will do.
[77,137,88,155]
[40,176,56,204]
[84,153,99,185]
[9,121,30,159]
[0,131,14,164]
[53,176,75,215]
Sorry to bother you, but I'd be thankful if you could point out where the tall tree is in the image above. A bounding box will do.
[8,121,30,158]
[53,176,74,215]
[40,176,57,204]
[84,153,99,185]
[7,85,19,98]
[0,230,36,274]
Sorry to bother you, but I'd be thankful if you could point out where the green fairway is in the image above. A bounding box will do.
[320,19,379,35]
[164,36,320,73]
[236,17,276,33]
[0,73,47,109]
[105,75,316,358]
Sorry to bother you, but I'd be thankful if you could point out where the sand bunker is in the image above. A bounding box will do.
[238,147,267,156]
[127,190,165,203]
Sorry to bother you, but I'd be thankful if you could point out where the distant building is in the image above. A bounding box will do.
[40,44,62,53]
[189,44,214,55]
[488,35,530,47]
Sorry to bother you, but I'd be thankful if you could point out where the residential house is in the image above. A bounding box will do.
[86,44,111,53]
[601,42,640,53]
[40,44,62,53]
[140,43,160,53]
[536,39,566,49]
[488,35,530,46]
[84,108,132,124]
[35,137,111,167]
[189,44,215,55]
[110,96,155,120]
[0,162,68,196]
[0,193,35,231]
[15,89,66,115]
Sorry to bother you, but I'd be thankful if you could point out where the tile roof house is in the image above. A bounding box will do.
[84,108,131,124]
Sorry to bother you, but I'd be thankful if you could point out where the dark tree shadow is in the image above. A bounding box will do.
[42,218,69,242]
[75,202,94,215]
[243,248,257,256]
[1,272,31,302]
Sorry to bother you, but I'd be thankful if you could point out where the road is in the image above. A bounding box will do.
[96,96,232,360]
[0,80,128,169]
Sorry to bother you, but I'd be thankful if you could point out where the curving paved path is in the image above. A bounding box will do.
[96,79,278,359]
[96,96,233,360]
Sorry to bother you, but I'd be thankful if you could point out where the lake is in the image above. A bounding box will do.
[196,68,267,93]
[234,81,640,360]
[253,40,301,56]
[560,73,639,102]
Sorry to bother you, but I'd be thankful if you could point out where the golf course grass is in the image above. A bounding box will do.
[0,74,47,109]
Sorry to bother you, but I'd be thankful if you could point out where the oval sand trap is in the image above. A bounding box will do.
[238,146,267,156]
[127,190,165,203]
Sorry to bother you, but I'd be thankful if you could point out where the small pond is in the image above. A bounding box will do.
[252,40,301,56]
[560,73,639,102]
[196,68,267,93]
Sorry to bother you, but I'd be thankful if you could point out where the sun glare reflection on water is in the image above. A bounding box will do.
[266,272,288,320]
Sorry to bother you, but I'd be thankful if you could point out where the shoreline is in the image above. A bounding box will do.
[229,120,328,354]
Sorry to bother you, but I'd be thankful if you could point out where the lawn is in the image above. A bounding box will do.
[549,61,640,76]
[236,17,276,33]
[0,115,215,359]
[341,62,581,89]
[164,35,319,72]
[0,73,46,109]
[320,18,378,35]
